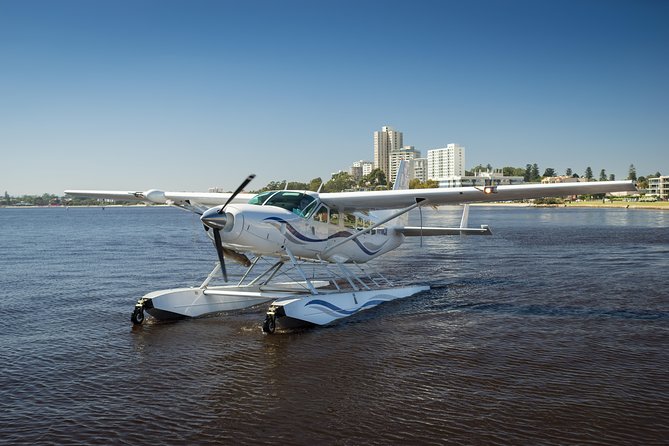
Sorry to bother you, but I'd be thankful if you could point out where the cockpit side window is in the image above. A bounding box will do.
[300,197,318,218]
[248,191,275,206]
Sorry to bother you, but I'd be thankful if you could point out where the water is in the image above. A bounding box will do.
[1,206,667,445]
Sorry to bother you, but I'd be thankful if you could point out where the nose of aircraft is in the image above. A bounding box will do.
[201,206,227,230]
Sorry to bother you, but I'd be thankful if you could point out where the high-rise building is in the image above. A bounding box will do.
[389,146,421,184]
[427,144,465,180]
[374,126,403,178]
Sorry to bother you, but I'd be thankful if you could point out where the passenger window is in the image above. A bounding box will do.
[329,208,340,226]
[314,205,328,223]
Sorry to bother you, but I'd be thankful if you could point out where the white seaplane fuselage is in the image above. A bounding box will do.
[216,203,404,263]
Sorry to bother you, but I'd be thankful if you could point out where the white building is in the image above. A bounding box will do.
[427,144,465,181]
[349,160,374,180]
[389,146,421,184]
[648,176,669,199]
[541,175,588,184]
[374,126,403,179]
[438,169,524,188]
[412,158,428,183]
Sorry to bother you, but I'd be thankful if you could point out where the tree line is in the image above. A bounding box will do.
[469,163,661,189]
[3,164,662,204]
[252,168,391,194]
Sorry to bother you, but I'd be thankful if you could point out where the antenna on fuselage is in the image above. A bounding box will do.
[316,182,324,193]
[283,180,288,190]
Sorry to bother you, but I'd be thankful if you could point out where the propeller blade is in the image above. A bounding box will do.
[212,229,228,282]
[220,174,255,213]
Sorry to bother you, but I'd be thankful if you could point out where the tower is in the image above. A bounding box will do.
[373,126,403,178]
[427,144,466,180]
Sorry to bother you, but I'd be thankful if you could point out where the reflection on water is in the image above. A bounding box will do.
[0,206,667,445]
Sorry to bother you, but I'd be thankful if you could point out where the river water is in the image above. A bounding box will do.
[1,206,667,445]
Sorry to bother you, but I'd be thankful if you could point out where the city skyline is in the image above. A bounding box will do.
[2,0,667,195]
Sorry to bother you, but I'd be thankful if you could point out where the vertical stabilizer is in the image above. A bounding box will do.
[393,160,410,191]
[373,160,412,226]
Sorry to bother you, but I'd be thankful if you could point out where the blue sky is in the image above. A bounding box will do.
[1,0,667,194]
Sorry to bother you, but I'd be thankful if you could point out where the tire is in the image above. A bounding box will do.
[262,315,276,334]
[131,307,145,325]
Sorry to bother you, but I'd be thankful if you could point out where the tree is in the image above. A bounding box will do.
[286,181,309,191]
[324,171,355,192]
[502,166,525,177]
[628,164,637,181]
[565,168,573,176]
[599,169,607,181]
[409,178,439,189]
[531,163,540,182]
[637,176,648,189]
[307,177,323,191]
[609,173,616,181]
[361,168,387,188]
[584,166,593,180]
[524,164,532,182]
[256,180,286,192]
[3,191,9,206]
[543,168,556,177]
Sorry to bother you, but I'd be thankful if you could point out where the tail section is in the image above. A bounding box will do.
[372,161,411,226]
[393,160,410,191]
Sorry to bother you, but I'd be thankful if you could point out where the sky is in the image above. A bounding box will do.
[1,0,667,195]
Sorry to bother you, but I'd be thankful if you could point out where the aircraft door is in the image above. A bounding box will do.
[311,204,330,240]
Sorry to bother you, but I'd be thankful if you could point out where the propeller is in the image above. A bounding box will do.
[201,174,255,281]
[220,174,256,212]
[212,227,228,280]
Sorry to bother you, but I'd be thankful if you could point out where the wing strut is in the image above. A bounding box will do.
[460,204,470,228]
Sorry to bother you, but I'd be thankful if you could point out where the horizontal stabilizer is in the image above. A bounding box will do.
[398,225,492,236]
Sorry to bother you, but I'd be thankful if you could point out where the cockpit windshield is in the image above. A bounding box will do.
[248,191,317,218]
[247,191,274,206]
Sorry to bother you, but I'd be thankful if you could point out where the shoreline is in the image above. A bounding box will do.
[0,204,169,209]
[472,201,669,211]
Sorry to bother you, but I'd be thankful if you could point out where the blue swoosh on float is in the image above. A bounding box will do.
[305,299,387,315]
[263,216,386,256]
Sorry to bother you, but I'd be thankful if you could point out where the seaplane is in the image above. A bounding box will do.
[66,163,636,333]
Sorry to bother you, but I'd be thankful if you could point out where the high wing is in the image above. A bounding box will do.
[64,189,256,206]
[319,180,637,211]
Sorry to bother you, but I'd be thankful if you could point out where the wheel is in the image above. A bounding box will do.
[131,307,145,325]
[262,314,276,334]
